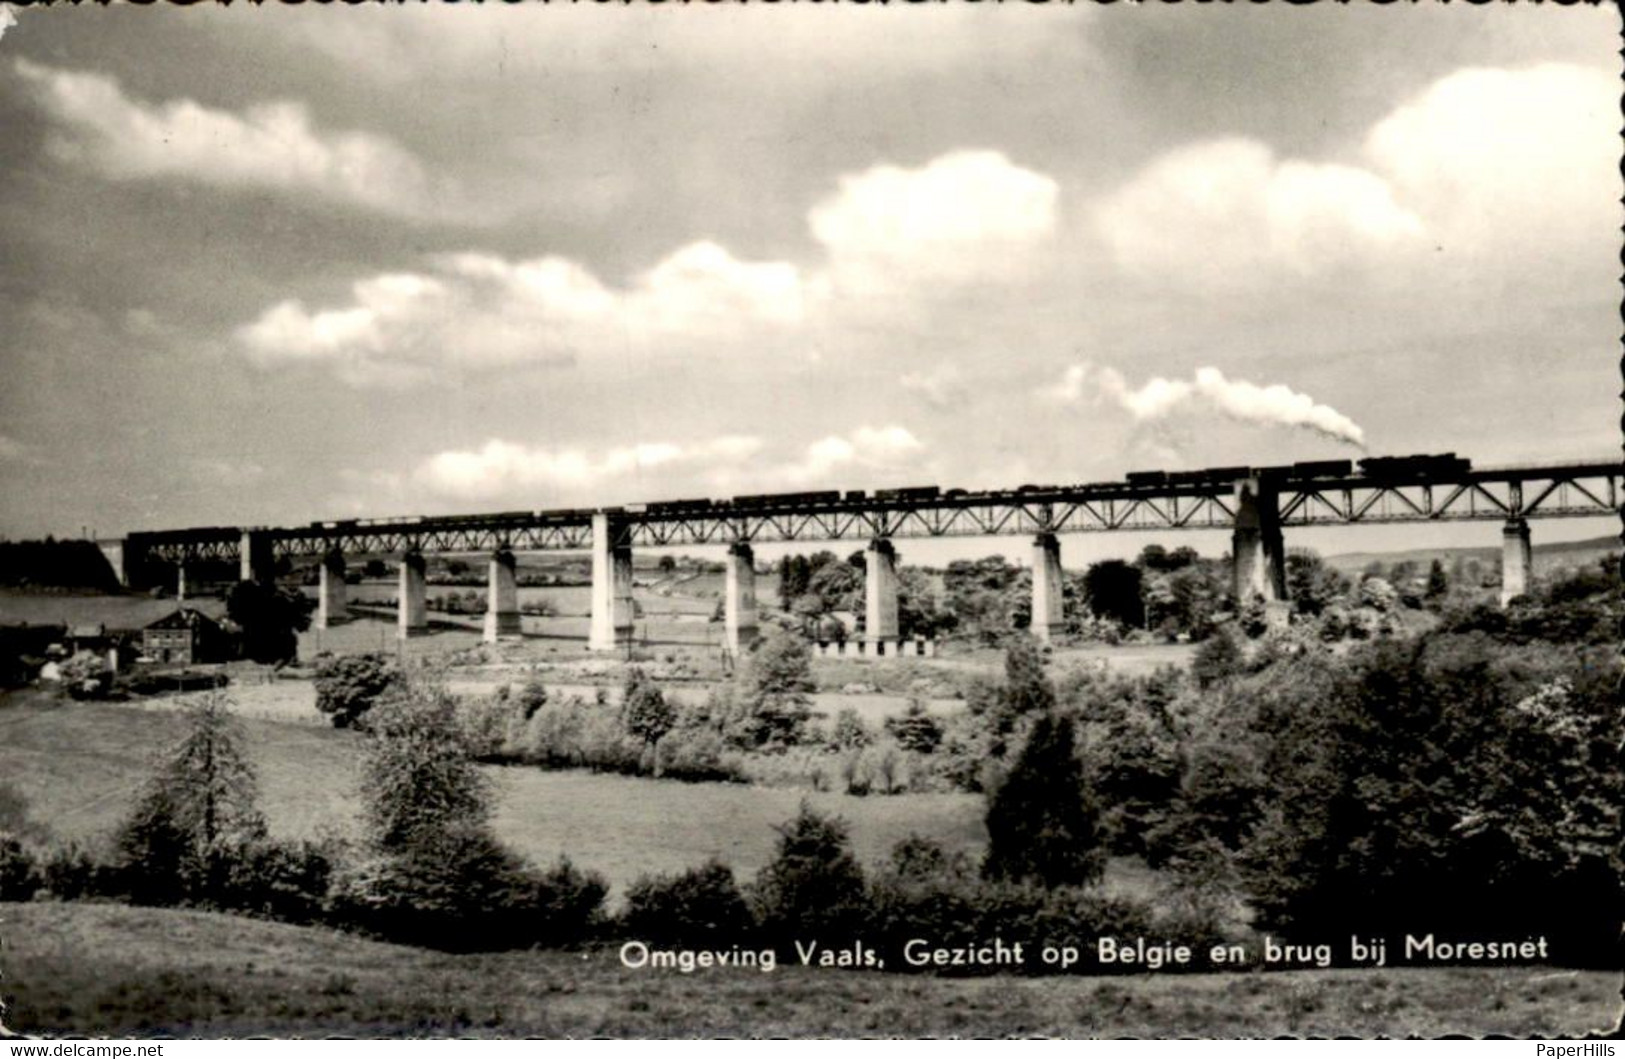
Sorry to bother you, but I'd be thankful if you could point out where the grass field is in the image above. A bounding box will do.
[2,902,1615,1038]
[0,696,986,895]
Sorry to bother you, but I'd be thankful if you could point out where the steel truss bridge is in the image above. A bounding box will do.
[125,459,1622,567]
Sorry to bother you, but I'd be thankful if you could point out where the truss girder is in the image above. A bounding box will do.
[1276,470,1618,526]
[129,464,1622,563]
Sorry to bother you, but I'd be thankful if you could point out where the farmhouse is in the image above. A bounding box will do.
[142,607,230,666]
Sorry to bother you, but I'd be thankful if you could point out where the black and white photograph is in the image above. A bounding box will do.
[0,1,1620,1041]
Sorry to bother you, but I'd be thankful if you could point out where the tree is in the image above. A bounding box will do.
[983,713,1104,888]
[362,558,389,580]
[750,803,868,946]
[116,692,267,903]
[314,652,399,729]
[1083,560,1144,628]
[516,672,550,720]
[658,555,677,575]
[1425,559,1449,602]
[1192,625,1244,688]
[622,667,677,774]
[1286,550,1346,617]
[360,680,492,852]
[740,627,816,748]
[983,634,1058,760]
[225,580,314,664]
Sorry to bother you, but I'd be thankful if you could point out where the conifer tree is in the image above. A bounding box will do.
[982,713,1104,888]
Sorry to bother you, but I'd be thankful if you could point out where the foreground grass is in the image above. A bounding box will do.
[1,903,1615,1038]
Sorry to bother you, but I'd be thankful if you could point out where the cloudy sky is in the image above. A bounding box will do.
[0,5,1618,558]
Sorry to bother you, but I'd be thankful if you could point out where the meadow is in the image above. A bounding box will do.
[0,695,987,895]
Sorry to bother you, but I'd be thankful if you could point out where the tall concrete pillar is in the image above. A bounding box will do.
[724,541,759,654]
[1500,518,1532,606]
[484,549,522,642]
[317,549,347,629]
[1231,479,1287,603]
[239,529,274,584]
[1031,532,1064,643]
[865,537,900,652]
[398,550,427,638]
[175,562,188,603]
[589,514,636,652]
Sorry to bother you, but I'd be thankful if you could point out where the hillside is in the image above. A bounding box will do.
[1324,535,1617,579]
[0,902,1614,1038]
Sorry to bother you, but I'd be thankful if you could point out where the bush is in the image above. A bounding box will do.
[0,833,38,901]
[740,628,816,749]
[221,837,335,925]
[461,692,524,762]
[829,708,873,750]
[314,652,399,729]
[37,841,121,901]
[1191,626,1244,688]
[622,859,755,947]
[750,803,868,949]
[884,700,943,754]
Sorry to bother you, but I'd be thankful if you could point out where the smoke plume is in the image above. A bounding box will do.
[1055,363,1366,448]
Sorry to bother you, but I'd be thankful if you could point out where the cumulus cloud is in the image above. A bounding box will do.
[1093,63,1614,292]
[810,150,1059,289]
[234,149,1056,385]
[1046,363,1366,447]
[1094,139,1422,284]
[14,59,464,224]
[414,435,764,503]
[235,242,806,385]
[396,426,927,505]
[781,425,927,485]
[1364,64,1618,260]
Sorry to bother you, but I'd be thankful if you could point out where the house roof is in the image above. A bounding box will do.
[144,607,224,634]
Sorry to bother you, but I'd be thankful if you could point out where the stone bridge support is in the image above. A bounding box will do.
[317,549,347,629]
[175,562,189,603]
[589,514,634,651]
[1231,478,1287,605]
[1030,532,1064,643]
[865,537,900,655]
[1500,518,1532,606]
[724,541,758,655]
[484,549,522,642]
[398,550,427,638]
[239,529,274,585]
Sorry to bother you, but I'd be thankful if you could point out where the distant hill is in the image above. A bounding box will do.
[1325,535,1618,578]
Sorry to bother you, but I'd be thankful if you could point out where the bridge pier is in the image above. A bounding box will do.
[239,529,274,585]
[97,539,129,588]
[589,514,634,651]
[1500,518,1532,606]
[865,537,900,655]
[398,550,427,638]
[724,541,758,655]
[317,549,347,629]
[1031,532,1064,642]
[1231,478,1287,604]
[484,549,522,642]
[175,562,188,603]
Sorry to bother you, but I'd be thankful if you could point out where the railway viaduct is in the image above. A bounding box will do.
[98,457,1621,655]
